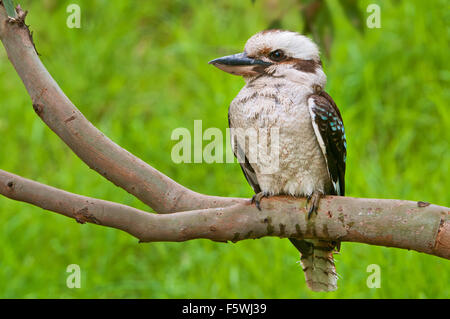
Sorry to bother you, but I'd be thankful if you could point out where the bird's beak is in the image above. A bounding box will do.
[209,52,272,76]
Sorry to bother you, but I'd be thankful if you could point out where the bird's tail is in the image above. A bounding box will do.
[289,238,338,292]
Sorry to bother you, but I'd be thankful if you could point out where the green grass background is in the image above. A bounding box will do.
[0,0,448,298]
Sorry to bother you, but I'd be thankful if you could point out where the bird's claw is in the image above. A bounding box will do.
[306,192,323,219]
[251,192,269,211]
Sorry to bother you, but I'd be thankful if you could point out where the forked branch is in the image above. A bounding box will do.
[0,4,449,260]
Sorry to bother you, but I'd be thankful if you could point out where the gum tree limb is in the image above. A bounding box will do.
[0,3,245,213]
[0,3,449,261]
[0,169,449,259]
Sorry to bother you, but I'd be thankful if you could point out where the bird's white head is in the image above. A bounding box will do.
[209,30,325,85]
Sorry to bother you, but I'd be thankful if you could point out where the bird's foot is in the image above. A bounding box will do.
[251,191,270,211]
[306,191,323,219]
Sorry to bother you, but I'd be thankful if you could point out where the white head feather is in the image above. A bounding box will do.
[244,30,321,61]
[241,30,325,87]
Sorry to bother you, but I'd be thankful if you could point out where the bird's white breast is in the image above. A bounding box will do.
[229,78,331,196]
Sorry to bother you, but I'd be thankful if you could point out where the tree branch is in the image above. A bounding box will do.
[1,169,449,259]
[0,4,245,214]
[0,3,449,265]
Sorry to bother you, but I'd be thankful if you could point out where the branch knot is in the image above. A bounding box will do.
[74,207,101,225]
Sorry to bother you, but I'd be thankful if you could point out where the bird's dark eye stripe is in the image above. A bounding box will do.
[269,49,286,62]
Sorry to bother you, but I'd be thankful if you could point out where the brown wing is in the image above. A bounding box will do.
[307,91,346,196]
[228,112,261,193]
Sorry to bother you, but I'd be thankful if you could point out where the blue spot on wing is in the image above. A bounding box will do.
[309,91,346,196]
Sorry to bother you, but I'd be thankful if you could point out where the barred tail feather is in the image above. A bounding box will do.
[290,238,338,292]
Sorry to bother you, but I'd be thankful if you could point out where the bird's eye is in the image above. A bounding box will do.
[269,49,286,62]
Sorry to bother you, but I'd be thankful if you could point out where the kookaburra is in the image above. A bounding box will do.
[209,30,346,292]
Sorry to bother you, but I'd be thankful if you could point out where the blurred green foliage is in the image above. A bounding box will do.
[0,0,448,298]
